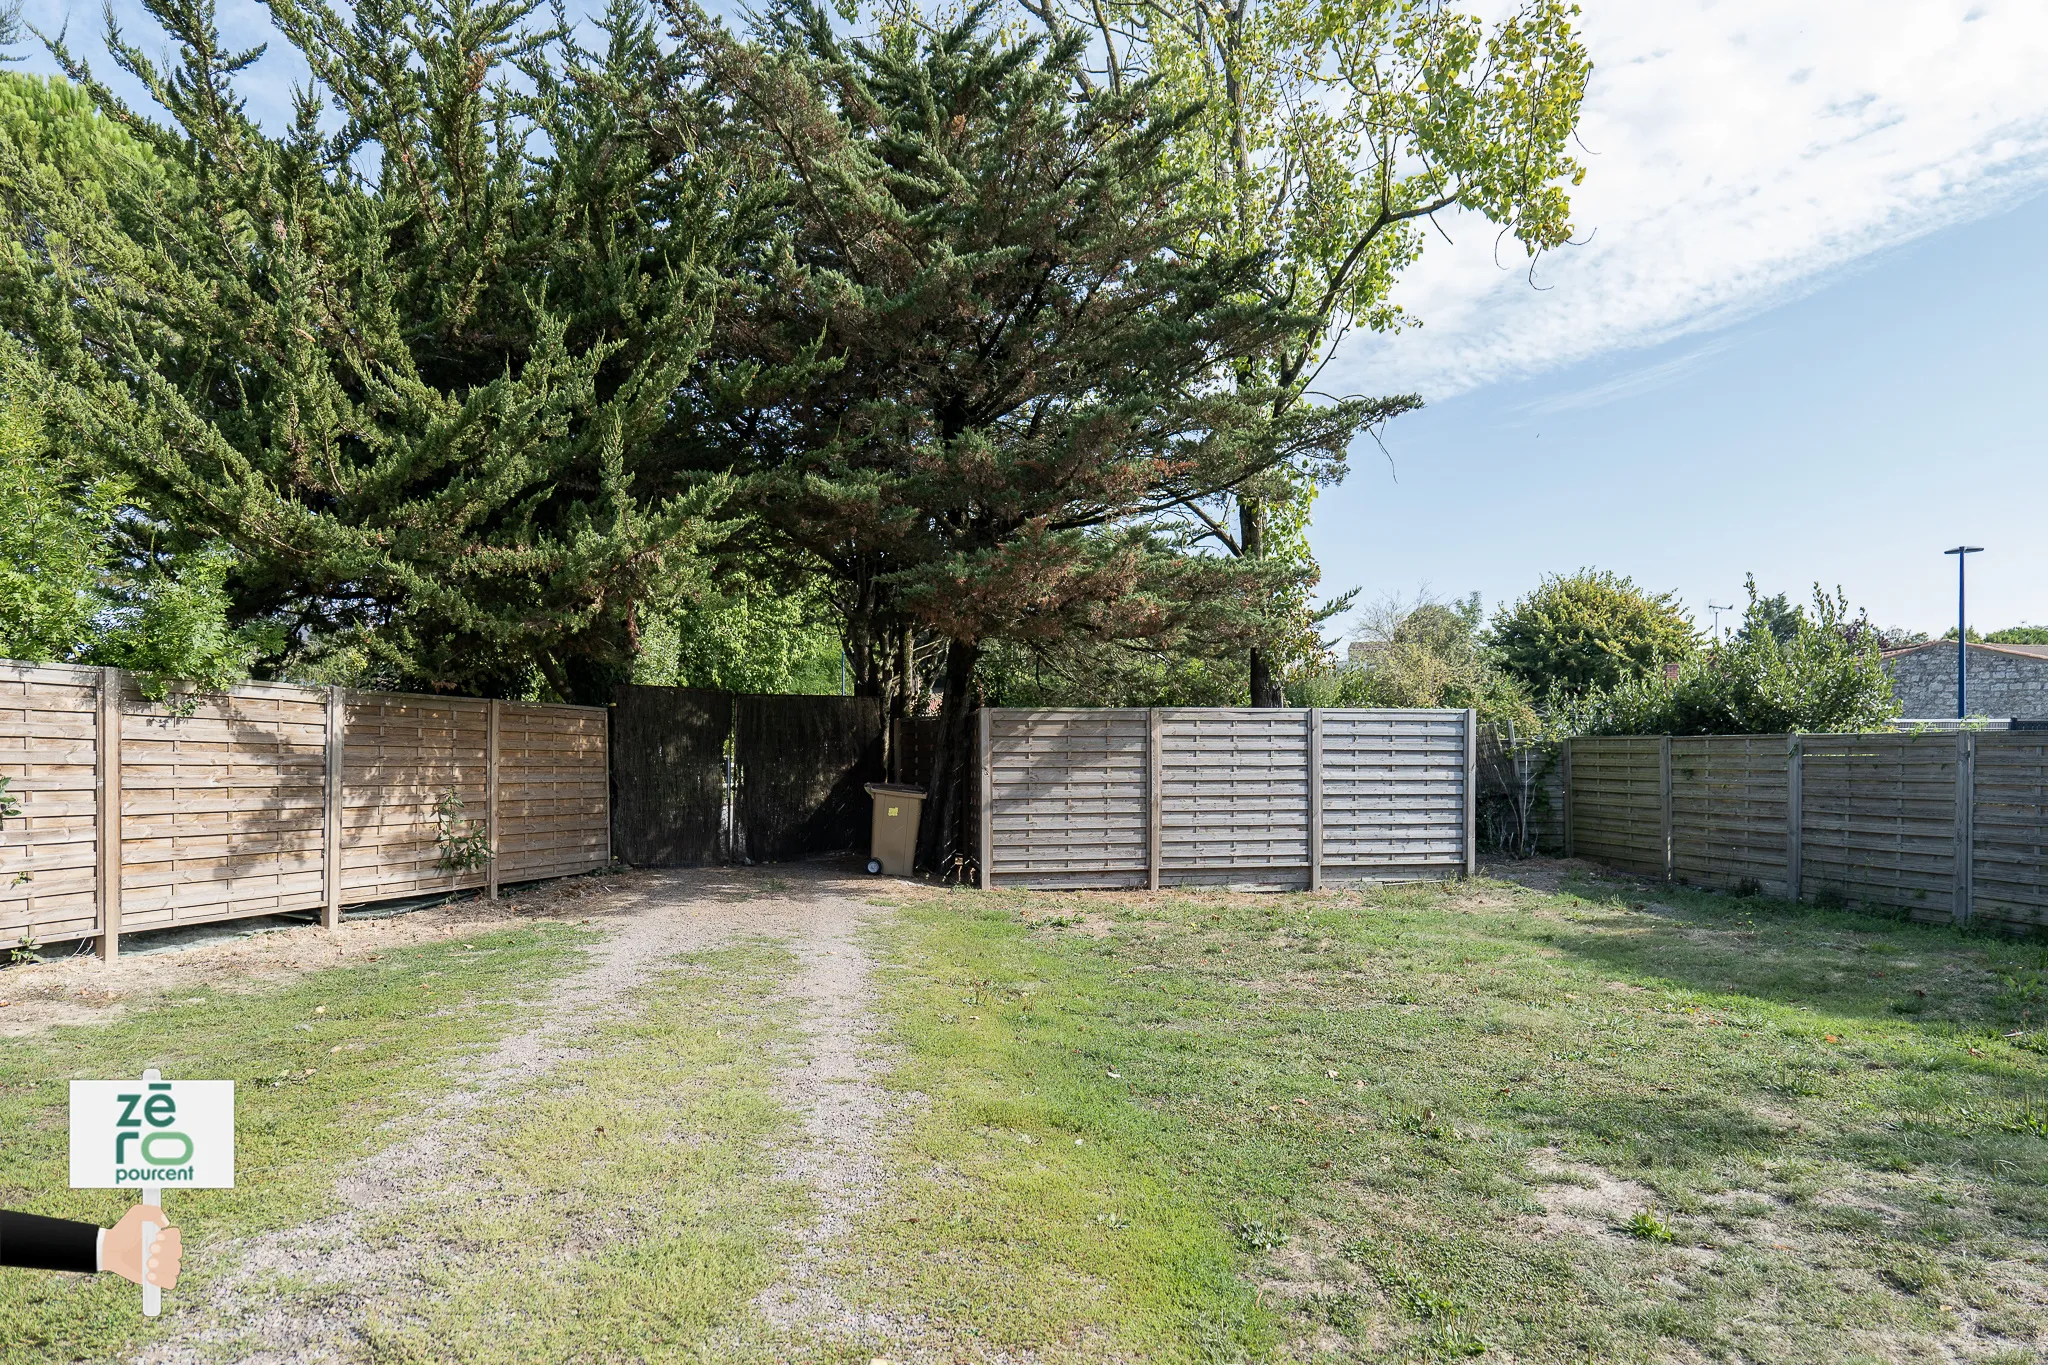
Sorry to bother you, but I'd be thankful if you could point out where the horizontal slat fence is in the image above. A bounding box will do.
[1562,731,2048,932]
[1567,738,1666,877]
[1670,736,1792,897]
[978,707,1474,891]
[0,663,609,958]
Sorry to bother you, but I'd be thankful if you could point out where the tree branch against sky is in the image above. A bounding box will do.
[1020,0,1590,703]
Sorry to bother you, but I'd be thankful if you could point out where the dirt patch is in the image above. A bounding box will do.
[0,872,637,1037]
[1522,1148,1664,1244]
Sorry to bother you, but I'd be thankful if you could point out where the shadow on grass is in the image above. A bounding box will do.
[1511,866,2044,1035]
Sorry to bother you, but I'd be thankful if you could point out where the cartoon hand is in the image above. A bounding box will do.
[104,1205,182,1289]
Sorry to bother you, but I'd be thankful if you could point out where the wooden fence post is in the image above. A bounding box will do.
[95,668,122,962]
[1659,735,1674,881]
[323,687,344,930]
[487,700,502,899]
[1463,709,1478,878]
[1955,730,1975,926]
[1561,739,1574,860]
[977,707,994,888]
[1147,708,1163,891]
[1308,709,1324,891]
[1785,734,1803,901]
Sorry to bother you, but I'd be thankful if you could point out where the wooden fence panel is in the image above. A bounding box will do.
[340,695,492,902]
[1670,736,1792,894]
[979,707,1470,890]
[1568,739,1666,876]
[0,665,102,946]
[1971,735,2048,929]
[985,709,1149,889]
[497,703,609,884]
[1322,710,1466,879]
[2,660,610,954]
[1800,733,1959,922]
[1159,709,1313,887]
[117,681,330,932]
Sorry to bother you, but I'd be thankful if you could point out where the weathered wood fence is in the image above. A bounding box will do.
[0,663,609,958]
[976,707,1475,890]
[1560,732,2048,931]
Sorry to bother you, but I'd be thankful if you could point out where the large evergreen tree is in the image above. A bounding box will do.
[0,0,737,701]
[680,0,1353,869]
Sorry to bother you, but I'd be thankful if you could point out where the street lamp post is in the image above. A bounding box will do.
[1944,546,1983,720]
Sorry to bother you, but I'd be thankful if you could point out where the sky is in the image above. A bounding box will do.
[9,0,2046,637]
[1316,0,2048,638]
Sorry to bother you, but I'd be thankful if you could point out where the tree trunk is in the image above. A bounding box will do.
[915,637,981,876]
[887,626,917,781]
[1240,496,1284,706]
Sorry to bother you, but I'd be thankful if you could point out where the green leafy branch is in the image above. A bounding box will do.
[434,790,493,873]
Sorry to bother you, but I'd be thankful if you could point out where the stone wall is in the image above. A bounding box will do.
[1885,644,2048,720]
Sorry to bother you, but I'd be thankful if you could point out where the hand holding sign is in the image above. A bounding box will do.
[70,1069,232,1316]
[103,1205,182,1289]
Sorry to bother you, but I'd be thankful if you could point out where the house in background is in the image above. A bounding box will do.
[1883,640,2048,720]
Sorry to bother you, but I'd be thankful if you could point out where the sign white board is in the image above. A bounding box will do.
[72,1072,234,1316]
[69,1078,235,1190]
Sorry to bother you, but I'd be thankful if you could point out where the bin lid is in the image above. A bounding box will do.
[864,782,927,799]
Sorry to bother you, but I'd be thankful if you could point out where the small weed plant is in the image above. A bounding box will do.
[434,789,492,872]
[1626,1208,1675,1244]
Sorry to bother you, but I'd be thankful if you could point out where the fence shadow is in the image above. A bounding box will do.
[1501,864,2028,1035]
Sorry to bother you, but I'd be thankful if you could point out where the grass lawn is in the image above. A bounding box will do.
[2,866,2043,1363]
[0,922,593,1364]
[843,868,2048,1363]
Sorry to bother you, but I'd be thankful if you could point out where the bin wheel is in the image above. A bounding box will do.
[865,859,883,875]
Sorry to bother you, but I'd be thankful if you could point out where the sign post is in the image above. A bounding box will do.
[69,1069,234,1316]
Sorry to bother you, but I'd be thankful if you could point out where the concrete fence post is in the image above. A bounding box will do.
[1464,709,1478,878]
[1148,708,1163,891]
[978,707,994,888]
[1560,739,1574,860]
[487,699,502,900]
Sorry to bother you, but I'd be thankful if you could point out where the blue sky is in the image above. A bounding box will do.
[11,0,2046,637]
[1317,190,2048,639]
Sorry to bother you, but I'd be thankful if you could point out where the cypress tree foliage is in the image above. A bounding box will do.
[0,0,737,701]
[680,0,1356,870]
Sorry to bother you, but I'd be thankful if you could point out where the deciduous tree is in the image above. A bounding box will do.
[1491,568,1696,701]
[1022,0,1591,703]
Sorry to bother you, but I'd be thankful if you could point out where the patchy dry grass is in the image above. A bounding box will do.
[847,867,2048,1363]
[0,923,592,1365]
[6,864,2043,1364]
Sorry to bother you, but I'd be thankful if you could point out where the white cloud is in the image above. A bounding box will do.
[1329,0,2048,401]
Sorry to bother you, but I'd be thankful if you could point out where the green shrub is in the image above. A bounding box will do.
[1555,579,1898,736]
[1490,569,1696,700]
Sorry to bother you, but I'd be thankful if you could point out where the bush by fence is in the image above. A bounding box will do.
[1556,731,2048,931]
[0,663,609,957]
